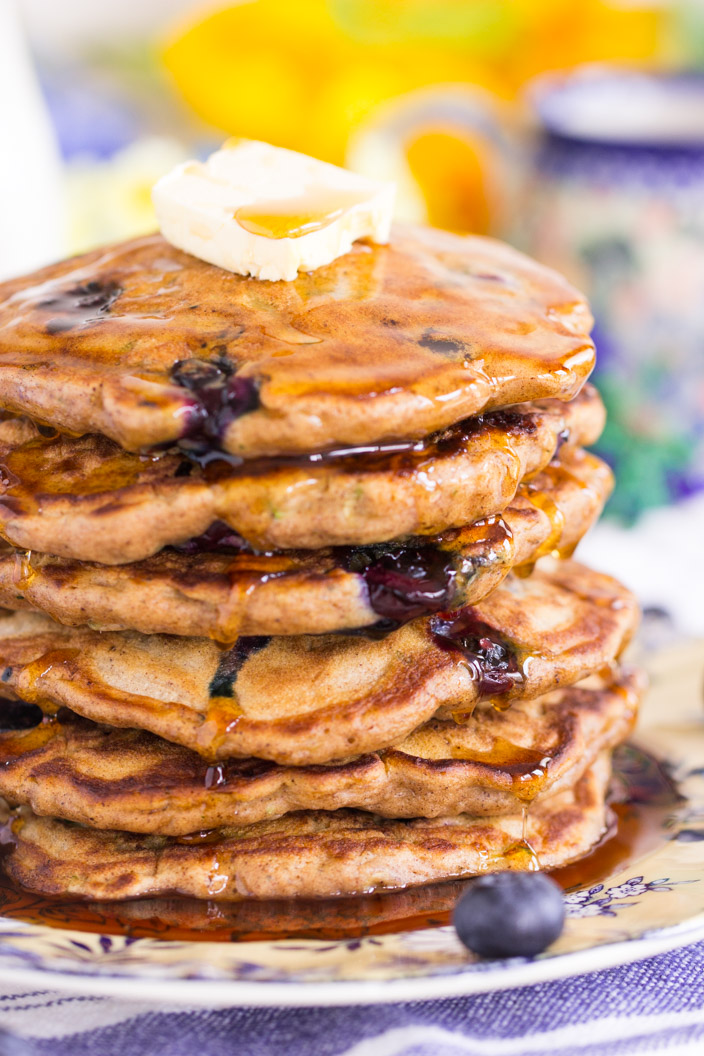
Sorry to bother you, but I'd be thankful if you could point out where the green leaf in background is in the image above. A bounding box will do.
[596,376,692,524]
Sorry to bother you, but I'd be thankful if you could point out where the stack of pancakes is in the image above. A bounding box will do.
[0,226,640,903]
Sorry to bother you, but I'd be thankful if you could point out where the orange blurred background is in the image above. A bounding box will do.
[160,0,671,235]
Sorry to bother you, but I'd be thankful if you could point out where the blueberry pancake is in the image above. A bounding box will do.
[0,447,612,638]
[0,560,638,766]
[2,753,611,901]
[0,227,594,457]
[0,162,643,911]
[0,386,604,562]
[0,671,640,832]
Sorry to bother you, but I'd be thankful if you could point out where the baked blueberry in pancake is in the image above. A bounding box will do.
[0,560,638,766]
[0,671,640,832]
[0,447,612,638]
[0,227,594,457]
[2,753,612,901]
[0,386,604,561]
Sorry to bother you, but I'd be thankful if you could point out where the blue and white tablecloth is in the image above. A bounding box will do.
[3,940,704,1056]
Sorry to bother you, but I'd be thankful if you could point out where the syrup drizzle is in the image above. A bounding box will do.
[176,403,539,475]
[235,186,370,240]
[14,549,37,592]
[20,650,79,707]
[37,280,123,335]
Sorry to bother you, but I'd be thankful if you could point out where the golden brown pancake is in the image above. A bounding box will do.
[0,227,594,457]
[0,560,638,765]
[2,753,612,900]
[0,671,640,832]
[0,447,612,638]
[0,386,604,561]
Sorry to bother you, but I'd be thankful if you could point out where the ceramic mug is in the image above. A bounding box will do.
[350,67,704,520]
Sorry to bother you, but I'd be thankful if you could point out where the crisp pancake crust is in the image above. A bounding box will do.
[2,754,612,900]
[0,447,612,638]
[0,560,638,765]
[0,672,640,832]
[0,386,604,561]
[0,227,594,457]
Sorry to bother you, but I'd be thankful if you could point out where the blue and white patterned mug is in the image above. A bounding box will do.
[350,68,704,519]
[522,67,704,520]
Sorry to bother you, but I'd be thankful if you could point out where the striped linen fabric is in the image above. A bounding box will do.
[2,941,704,1056]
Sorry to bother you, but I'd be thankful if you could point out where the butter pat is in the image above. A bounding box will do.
[152,139,396,281]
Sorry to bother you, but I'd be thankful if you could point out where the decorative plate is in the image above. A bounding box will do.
[0,641,702,1008]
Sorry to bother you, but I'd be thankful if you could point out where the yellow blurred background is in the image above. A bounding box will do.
[161,0,670,235]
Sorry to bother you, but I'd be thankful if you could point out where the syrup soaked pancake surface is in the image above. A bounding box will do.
[0,561,638,765]
[0,227,594,457]
[0,447,612,638]
[0,386,604,561]
[0,671,639,832]
[3,754,611,901]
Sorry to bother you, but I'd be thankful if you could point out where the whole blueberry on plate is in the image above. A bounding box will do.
[453,871,565,958]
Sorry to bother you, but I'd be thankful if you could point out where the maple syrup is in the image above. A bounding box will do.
[525,486,565,562]
[14,549,37,592]
[501,838,541,872]
[235,187,370,240]
[37,280,123,335]
[17,650,78,709]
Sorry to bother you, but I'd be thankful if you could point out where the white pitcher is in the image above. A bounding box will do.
[0,0,65,280]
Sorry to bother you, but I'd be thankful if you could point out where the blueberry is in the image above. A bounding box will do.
[453,871,565,959]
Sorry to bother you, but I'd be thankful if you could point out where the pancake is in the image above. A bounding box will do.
[0,560,638,765]
[0,671,640,833]
[2,753,612,901]
[0,227,594,458]
[0,386,604,561]
[0,447,612,638]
